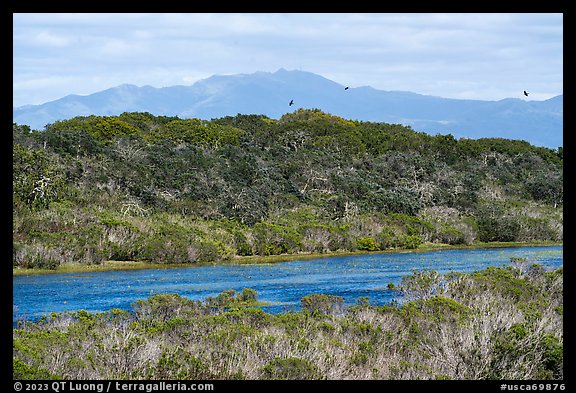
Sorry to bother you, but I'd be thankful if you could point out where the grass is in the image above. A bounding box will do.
[12,240,562,276]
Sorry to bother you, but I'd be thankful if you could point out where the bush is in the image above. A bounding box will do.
[238,288,258,303]
[476,205,521,242]
[12,263,563,380]
[13,358,60,380]
[301,294,344,315]
[260,357,321,380]
[401,234,422,249]
[133,293,198,322]
[253,222,302,256]
[437,223,466,245]
[538,334,563,379]
[205,288,260,309]
[156,348,210,379]
[13,244,60,270]
[400,270,443,301]
[356,236,379,251]
[378,227,402,249]
[233,231,253,256]
[13,144,65,210]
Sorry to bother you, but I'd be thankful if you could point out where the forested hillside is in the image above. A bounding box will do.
[12,109,563,270]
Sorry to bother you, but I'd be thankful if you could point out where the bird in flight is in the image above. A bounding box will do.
[289,99,294,106]
[524,90,529,97]
[344,86,349,90]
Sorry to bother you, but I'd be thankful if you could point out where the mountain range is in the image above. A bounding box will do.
[13,68,563,148]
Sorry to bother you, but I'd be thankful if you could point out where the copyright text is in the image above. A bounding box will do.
[13,382,214,393]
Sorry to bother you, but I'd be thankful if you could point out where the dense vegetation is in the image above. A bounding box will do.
[13,110,563,270]
[13,261,563,380]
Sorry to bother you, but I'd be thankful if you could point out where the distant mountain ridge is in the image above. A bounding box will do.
[13,68,563,148]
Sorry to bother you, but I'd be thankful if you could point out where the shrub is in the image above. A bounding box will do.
[13,144,66,210]
[133,293,198,322]
[12,263,563,380]
[417,296,471,324]
[253,222,302,256]
[477,215,520,242]
[356,236,379,251]
[260,357,321,380]
[233,231,253,256]
[13,358,60,380]
[378,227,402,249]
[400,270,443,301]
[401,234,422,249]
[156,348,210,379]
[538,334,563,379]
[205,288,260,309]
[238,288,258,303]
[437,223,466,245]
[301,294,344,315]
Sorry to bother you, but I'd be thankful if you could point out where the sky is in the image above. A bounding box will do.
[13,13,563,108]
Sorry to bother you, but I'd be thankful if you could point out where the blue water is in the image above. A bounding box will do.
[12,245,562,324]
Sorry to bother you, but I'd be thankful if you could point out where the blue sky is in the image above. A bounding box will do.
[13,13,563,108]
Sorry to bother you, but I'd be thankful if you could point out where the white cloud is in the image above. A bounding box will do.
[13,13,563,107]
[32,30,74,47]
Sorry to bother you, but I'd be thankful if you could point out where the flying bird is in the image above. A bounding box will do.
[344,86,349,90]
[524,90,529,97]
[289,99,294,106]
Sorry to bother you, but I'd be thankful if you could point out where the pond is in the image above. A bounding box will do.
[13,245,562,324]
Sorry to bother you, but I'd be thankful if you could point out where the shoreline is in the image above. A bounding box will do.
[12,240,562,277]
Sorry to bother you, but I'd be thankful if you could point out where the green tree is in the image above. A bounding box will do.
[13,144,65,210]
[356,236,379,251]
